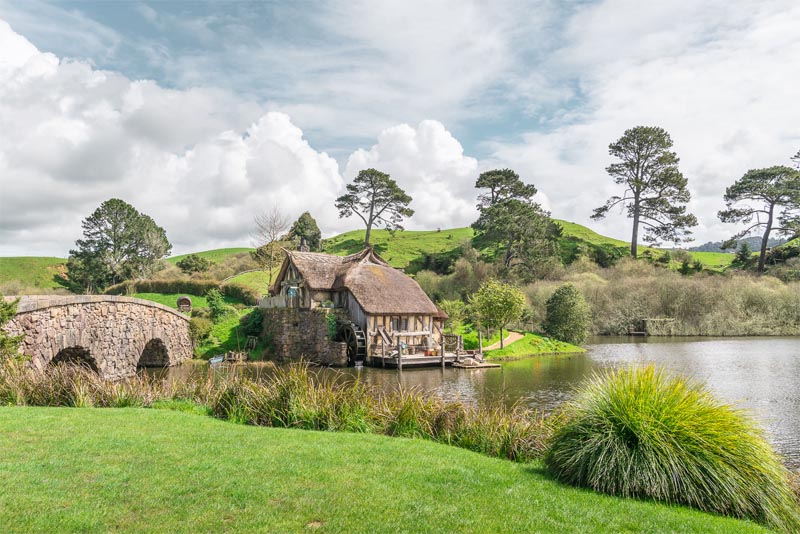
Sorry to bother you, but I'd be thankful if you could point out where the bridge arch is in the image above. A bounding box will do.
[3,295,193,380]
[138,338,170,368]
[51,346,99,373]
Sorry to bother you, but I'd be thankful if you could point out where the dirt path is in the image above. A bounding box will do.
[482,331,524,351]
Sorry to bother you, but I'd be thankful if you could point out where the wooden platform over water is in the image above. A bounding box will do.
[366,352,498,369]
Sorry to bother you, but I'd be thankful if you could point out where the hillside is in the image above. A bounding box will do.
[0,221,739,294]
[0,257,67,291]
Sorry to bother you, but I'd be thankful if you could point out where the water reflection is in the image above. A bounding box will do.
[145,336,800,468]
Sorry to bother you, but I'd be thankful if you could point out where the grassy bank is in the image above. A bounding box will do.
[0,407,768,534]
[0,256,67,291]
[484,333,586,360]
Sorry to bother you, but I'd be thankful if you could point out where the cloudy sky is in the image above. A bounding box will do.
[1,0,798,257]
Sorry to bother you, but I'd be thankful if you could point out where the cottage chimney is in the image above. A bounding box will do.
[299,238,309,252]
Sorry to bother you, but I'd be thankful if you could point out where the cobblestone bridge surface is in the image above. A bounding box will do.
[2,295,193,380]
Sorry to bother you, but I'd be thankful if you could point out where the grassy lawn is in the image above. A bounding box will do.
[132,292,242,310]
[485,333,586,360]
[225,269,273,294]
[0,256,67,290]
[456,324,502,350]
[166,247,254,265]
[323,227,475,269]
[688,251,735,271]
[0,407,767,534]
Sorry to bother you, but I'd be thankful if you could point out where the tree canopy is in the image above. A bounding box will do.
[543,284,591,345]
[66,199,171,293]
[717,166,800,273]
[335,168,413,246]
[469,279,526,349]
[176,254,212,274]
[287,211,322,251]
[471,169,558,280]
[592,126,697,258]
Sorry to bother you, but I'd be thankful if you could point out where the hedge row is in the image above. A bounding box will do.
[104,279,260,306]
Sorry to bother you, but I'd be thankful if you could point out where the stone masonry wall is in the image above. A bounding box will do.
[261,308,348,367]
[2,295,193,380]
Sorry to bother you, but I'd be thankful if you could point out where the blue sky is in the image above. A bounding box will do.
[1,0,798,255]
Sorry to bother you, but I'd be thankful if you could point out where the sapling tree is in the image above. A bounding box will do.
[335,168,413,246]
[592,126,698,258]
[718,166,800,273]
[469,280,526,349]
[0,294,24,362]
[251,205,290,286]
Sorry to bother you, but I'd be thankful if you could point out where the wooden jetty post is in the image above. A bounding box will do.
[478,331,483,355]
[440,336,446,369]
[397,337,403,371]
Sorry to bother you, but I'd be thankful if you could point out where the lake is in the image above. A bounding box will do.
[155,336,800,468]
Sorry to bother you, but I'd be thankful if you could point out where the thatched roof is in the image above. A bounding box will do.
[273,247,438,315]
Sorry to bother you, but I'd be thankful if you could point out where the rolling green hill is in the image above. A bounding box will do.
[0,257,67,291]
[0,221,741,294]
[166,247,254,265]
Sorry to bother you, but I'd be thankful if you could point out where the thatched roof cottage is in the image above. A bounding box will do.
[268,247,446,359]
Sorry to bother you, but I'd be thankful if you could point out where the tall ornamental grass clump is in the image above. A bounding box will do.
[544,365,800,532]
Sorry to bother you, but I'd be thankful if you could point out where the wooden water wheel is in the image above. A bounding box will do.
[337,321,367,364]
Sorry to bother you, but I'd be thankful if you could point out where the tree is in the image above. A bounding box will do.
[335,168,413,246]
[733,242,756,269]
[287,211,322,251]
[792,149,800,170]
[66,199,171,293]
[718,166,800,273]
[0,294,24,362]
[469,279,526,349]
[542,284,591,345]
[592,126,698,258]
[251,205,289,287]
[438,299,467,334]
[471,169,558,280]
[176,254,212,274]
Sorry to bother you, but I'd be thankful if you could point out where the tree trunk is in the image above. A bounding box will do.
[630,198,640,258]
[500,327,504,349]
[757,205,775,274]
[364,224,372,247]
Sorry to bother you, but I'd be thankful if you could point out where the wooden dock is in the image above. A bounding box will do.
[366,352,498,369]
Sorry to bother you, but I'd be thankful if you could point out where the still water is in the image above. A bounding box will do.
[158,337,800,468]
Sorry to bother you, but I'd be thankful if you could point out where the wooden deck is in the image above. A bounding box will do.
[365,351,494,369]
[366,352,462,368]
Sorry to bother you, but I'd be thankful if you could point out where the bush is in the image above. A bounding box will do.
[542,283,591,345]
[241,308,263,338]
[544,366,800,532]
[206,289,227,322]
[220,282,260,306]
[176,254,212,274]
[189,317,213,345]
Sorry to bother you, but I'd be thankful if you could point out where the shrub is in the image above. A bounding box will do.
[542,283,591,345]
[176,254,212,274]
[189,317,213,344]
[241,308,263,338]
[545,366,800,532]
[220,282,260,305]
[206,289,227,322]
[105,279,219,297]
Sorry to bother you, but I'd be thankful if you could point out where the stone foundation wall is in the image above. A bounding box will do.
[261,308,348,367]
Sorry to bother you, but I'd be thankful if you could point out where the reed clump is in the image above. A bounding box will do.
[544,365,800,532]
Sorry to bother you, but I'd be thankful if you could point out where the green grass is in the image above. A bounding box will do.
[166,247,254,265]
[0,407,770,533]
[456,324,502,350]
[132,292,242,310]
[555,220,629,247]
[0,256,67,290]
[687,251,735,271]
[225,269,273,294]
[545,366,800,532]
[485,333,586,360]
[323,227,475,269]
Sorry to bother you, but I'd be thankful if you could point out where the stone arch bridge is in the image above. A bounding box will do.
[3,295,193,380]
